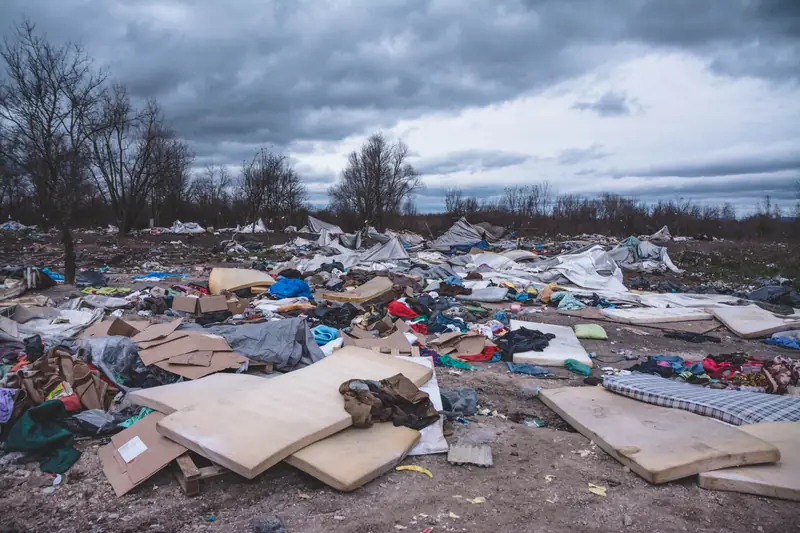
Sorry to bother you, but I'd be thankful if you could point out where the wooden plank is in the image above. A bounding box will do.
[175,454,201,479]
[538,386,779,484]
[699,422,800,501]
[322,276,393,303]
[156,348,433,479]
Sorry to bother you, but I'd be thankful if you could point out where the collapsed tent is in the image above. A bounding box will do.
[339,232,362,249]
[526,245,627,292]
[609,236,682,274]
[473,222,506,241]
[429,218,499,251]
[238,219,267,233]
[639,226,672,242]
[359,236,410,262]
[368,227,425,248]
[308,216,343,235]
[169,221,206,234]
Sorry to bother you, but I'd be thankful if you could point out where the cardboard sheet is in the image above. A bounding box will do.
[208,268,275,295]
[322,276,394,303]
[82,318,142,338]
[600,307,712,324]
[131,319,183,343]
[156,347,432,479]
[154,351,247,379]
[508,320,591,367]
[136,331,190,349]
[138,335,231,366]
[342,329,413,355]
[167,351,213,366]
[698,422,799,501]
[99,413,187,496]
[539,386,779,484]
[129,373,268,413]
[709,305,800,339]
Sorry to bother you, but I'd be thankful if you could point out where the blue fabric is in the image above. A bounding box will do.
[489,353,502,363]
[444,276,464,287]
[269,277,313,299]
[132,271,186,280]
[515,292,529,301]
[41,267,64,282]
[652,355,704,374]
[312,325,339,345]
[506,362,552,376]
[428,313,465,333]
[550,291,585,310]
[764,337,800,350]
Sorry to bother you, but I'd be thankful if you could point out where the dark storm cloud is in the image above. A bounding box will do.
[570,92,637,117]
[557,144,612,165]
[416,150,529,175]
[595,175,798,199]
[617,152,800,178]
[0,0,798,169]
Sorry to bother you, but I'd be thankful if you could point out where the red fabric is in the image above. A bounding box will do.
[59,393,82,412]
[409,323,428,334]
[460,347,498,362]
[387,301,418,319]
[702,358,731,379]
[10,358,29,372]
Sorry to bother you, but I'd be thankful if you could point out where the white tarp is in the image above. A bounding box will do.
[359,236,410,262]
[369,227,425,248]
[170,220,206,234]
[308,216,343,235]
[237,219,268,233]
[339,232,362,249]
[608,237,682,274]
[640,225,672,242]
[430,218,490,251]
[525,245,628,292]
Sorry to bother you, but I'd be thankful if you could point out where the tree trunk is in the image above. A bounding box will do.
[62,225,76,285]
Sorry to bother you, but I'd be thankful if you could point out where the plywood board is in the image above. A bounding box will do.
[709,305,800,339]
[699,422,800,501]
[322,276,393,303]
[600,307,712,324]
[285,424,420,491]
[208,268,274,295]
[538,386,779,484]
[129,373,268,413]
[508,320,592,367]
[156,348,433,479]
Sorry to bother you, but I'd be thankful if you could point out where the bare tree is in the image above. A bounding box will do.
[0,21,106,283]
[90,85,176,233]
[328,133,420,230]
[238,148,306,229]
[445,187,464,215]
[188,162,232,227]
[149,138,194,226]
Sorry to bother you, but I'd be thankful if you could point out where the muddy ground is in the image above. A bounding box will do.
[1,232,798,533]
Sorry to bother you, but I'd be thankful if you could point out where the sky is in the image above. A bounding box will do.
[1,0,799,215]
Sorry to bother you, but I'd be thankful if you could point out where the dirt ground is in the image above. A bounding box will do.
[1,233,798,533]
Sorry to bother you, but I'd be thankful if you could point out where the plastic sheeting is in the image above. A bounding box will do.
[79,336,151,391]
[608,237,682,274]
[238,219,267,233]
[359,236,410,262]
[169,220,206,234]
[10,306,104,341]
[339,232,362,249]
[640,225,672,242]
[429,218,489,251]
[307,216,343,235]
[527,245,628,292]
[181,317,324,372]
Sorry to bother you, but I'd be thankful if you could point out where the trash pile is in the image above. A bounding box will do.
[1,219,799,506]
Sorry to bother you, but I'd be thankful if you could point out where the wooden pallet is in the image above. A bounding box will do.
[172,453,228,496]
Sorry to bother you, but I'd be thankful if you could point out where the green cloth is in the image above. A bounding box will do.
[6,400,80,474]
[564,358,592,376]
[119,407,154,428]
[573,324,608,340]
[439,355,476,371]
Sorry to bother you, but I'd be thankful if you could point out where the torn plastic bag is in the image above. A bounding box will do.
[59,409,124,437]
[181,317,324,372]
[78,336,170,391]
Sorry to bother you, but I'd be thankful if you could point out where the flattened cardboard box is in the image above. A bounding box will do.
[172,295,200,314]
[138,335,232,366]
[199,295,228,313]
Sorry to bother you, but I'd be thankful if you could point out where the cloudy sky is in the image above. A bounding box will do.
[2,0,799,214]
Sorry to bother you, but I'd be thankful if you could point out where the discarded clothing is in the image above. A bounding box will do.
[312,325,340,345]
[435,354,476,371]
[565,358,592,376]
[438,283,472,297]
[506,362,552,376]
[387,300,419,319]
[119,407,154,428]
[314,303,361,329]
[764,337,800,350]
[495,327,556,362]
[664,332,721,344]
[339,374,439,430]
[460,347,499,362]
[550,291,586,311]
[763,356,800,395]
[6,400,80,473]
[0,388,16,423]
[269,277,313,299]
[132,271,185,281]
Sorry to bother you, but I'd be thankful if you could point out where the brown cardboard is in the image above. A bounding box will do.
[154,352,248,379]
[172,295,200,314]
[226,297,249,315]
[167,351,213,367]
[428,332,493,357]
[342,329,413,354]
[139,335,232,366]
[100,412,187,496]
[136,331,190,349]
[82,318,142,338]
[131,318,183,343]
[199,295,229,313]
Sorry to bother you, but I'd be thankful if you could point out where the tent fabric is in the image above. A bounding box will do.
[180,317,324,372]
[473,222,505,241]
[528,245,627,292]
[359,237,410,262]
[608,236,682,274]
[169,220,206,234]
[317,228,338,247]
[237,219,268,233]
[308,216,343,235]
[339,232,362,249]
[430,218,492,251]
[640,225,672,242]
